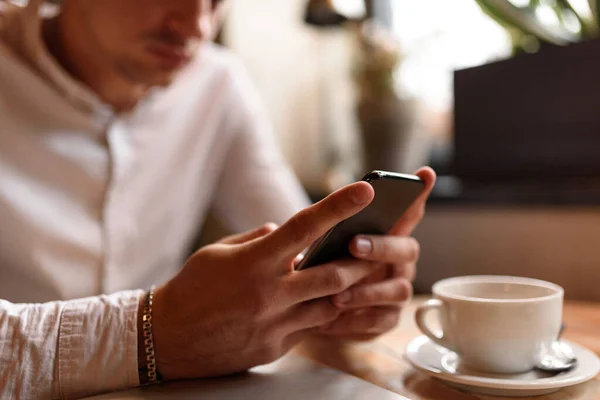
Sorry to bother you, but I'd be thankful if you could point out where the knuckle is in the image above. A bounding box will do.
[264,222,278,231]
[383,311,400,331]
[390,284,405,303]
[406,263,417,282]
[375,311,390,327]
[356,286,377,305]
[315,300,341,322]
[259,345,283,365]
[407,238,420,262]
[288,211,319,244]
[324,267,350,291]
[404,280,414,300]
[393,279,413,302]
[368,310,396,332]
[259,222,277,235]
[394,260,417,282]
[365,311,384,329]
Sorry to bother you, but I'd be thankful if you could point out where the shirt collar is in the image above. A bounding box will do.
[11,1,115,123]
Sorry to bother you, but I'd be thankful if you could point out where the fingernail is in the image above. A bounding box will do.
[334,290,352,306]
[349,185,370,205]
[355,237,372,255]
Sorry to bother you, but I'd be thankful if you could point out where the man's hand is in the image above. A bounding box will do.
[317,167,436,341]
[150,181,380,381]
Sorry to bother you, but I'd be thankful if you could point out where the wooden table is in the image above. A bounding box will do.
[297,297,600,400]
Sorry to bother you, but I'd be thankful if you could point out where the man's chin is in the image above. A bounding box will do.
[124,68,181,88]
[119,60,186,88]
[144,71,179,87]
[143,53,194,87]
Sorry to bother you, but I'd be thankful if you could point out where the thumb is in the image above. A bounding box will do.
[218,223,278,245]
[390,167,436,236]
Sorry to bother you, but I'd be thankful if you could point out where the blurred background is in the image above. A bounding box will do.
[223,0,512,195]
[214,0,600,300]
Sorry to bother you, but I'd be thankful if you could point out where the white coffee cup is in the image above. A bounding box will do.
[415,275,563,374]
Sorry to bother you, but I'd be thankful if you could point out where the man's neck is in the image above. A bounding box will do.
[42,12,147,113]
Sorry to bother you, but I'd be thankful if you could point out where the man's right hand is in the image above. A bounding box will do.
[150,181,377,380]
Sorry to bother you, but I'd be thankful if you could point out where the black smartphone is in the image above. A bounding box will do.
[295,170,424,270]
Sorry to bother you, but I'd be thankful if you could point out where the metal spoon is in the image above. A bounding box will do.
[535,323,578,373]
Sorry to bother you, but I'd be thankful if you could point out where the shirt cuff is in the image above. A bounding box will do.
[57,290,144,400]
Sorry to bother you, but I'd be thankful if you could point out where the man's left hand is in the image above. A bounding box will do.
[317,167,436,341]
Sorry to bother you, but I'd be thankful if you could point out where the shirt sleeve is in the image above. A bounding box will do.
[0,290,143,400]
[212,57,312,232]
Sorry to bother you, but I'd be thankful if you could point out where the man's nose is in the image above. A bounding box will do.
[166,0,214,41]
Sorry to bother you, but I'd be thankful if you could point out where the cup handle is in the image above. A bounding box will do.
[415,298,454,350]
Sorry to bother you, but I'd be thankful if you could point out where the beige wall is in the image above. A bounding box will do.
[224,0,362,194]
[414,207,600,301]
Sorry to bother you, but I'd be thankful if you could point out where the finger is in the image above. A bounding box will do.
[285,259,379,304]
[357,263,389,285]
[331,278,413,309]
[293,253,304,268]
[391,261,417,282]
[218,223,278,245]
[279,298,340,335]
[390,167,436,236]
[349,235,420,265]
[388,262,417,283]
[318,332,382,342]
[264,182,374,261]
[282,327,319,352]
[359,261,416,285]
[319,306,401,336]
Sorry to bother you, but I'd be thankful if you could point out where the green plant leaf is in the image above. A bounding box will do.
[557,0,600,38]
[555,0,585,38]
[476,0,577,44]
[591,0,600,28]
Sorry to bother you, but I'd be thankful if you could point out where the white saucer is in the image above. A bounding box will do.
[405,335,600,397]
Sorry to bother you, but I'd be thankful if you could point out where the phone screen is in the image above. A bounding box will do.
[295,171,424,270]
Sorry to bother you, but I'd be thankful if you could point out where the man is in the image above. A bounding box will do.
[0,0,436,399]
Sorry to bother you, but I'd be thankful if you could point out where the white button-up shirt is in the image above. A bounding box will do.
[0,2,310,399]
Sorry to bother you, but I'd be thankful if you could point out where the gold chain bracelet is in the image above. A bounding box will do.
[142,285,161,384]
